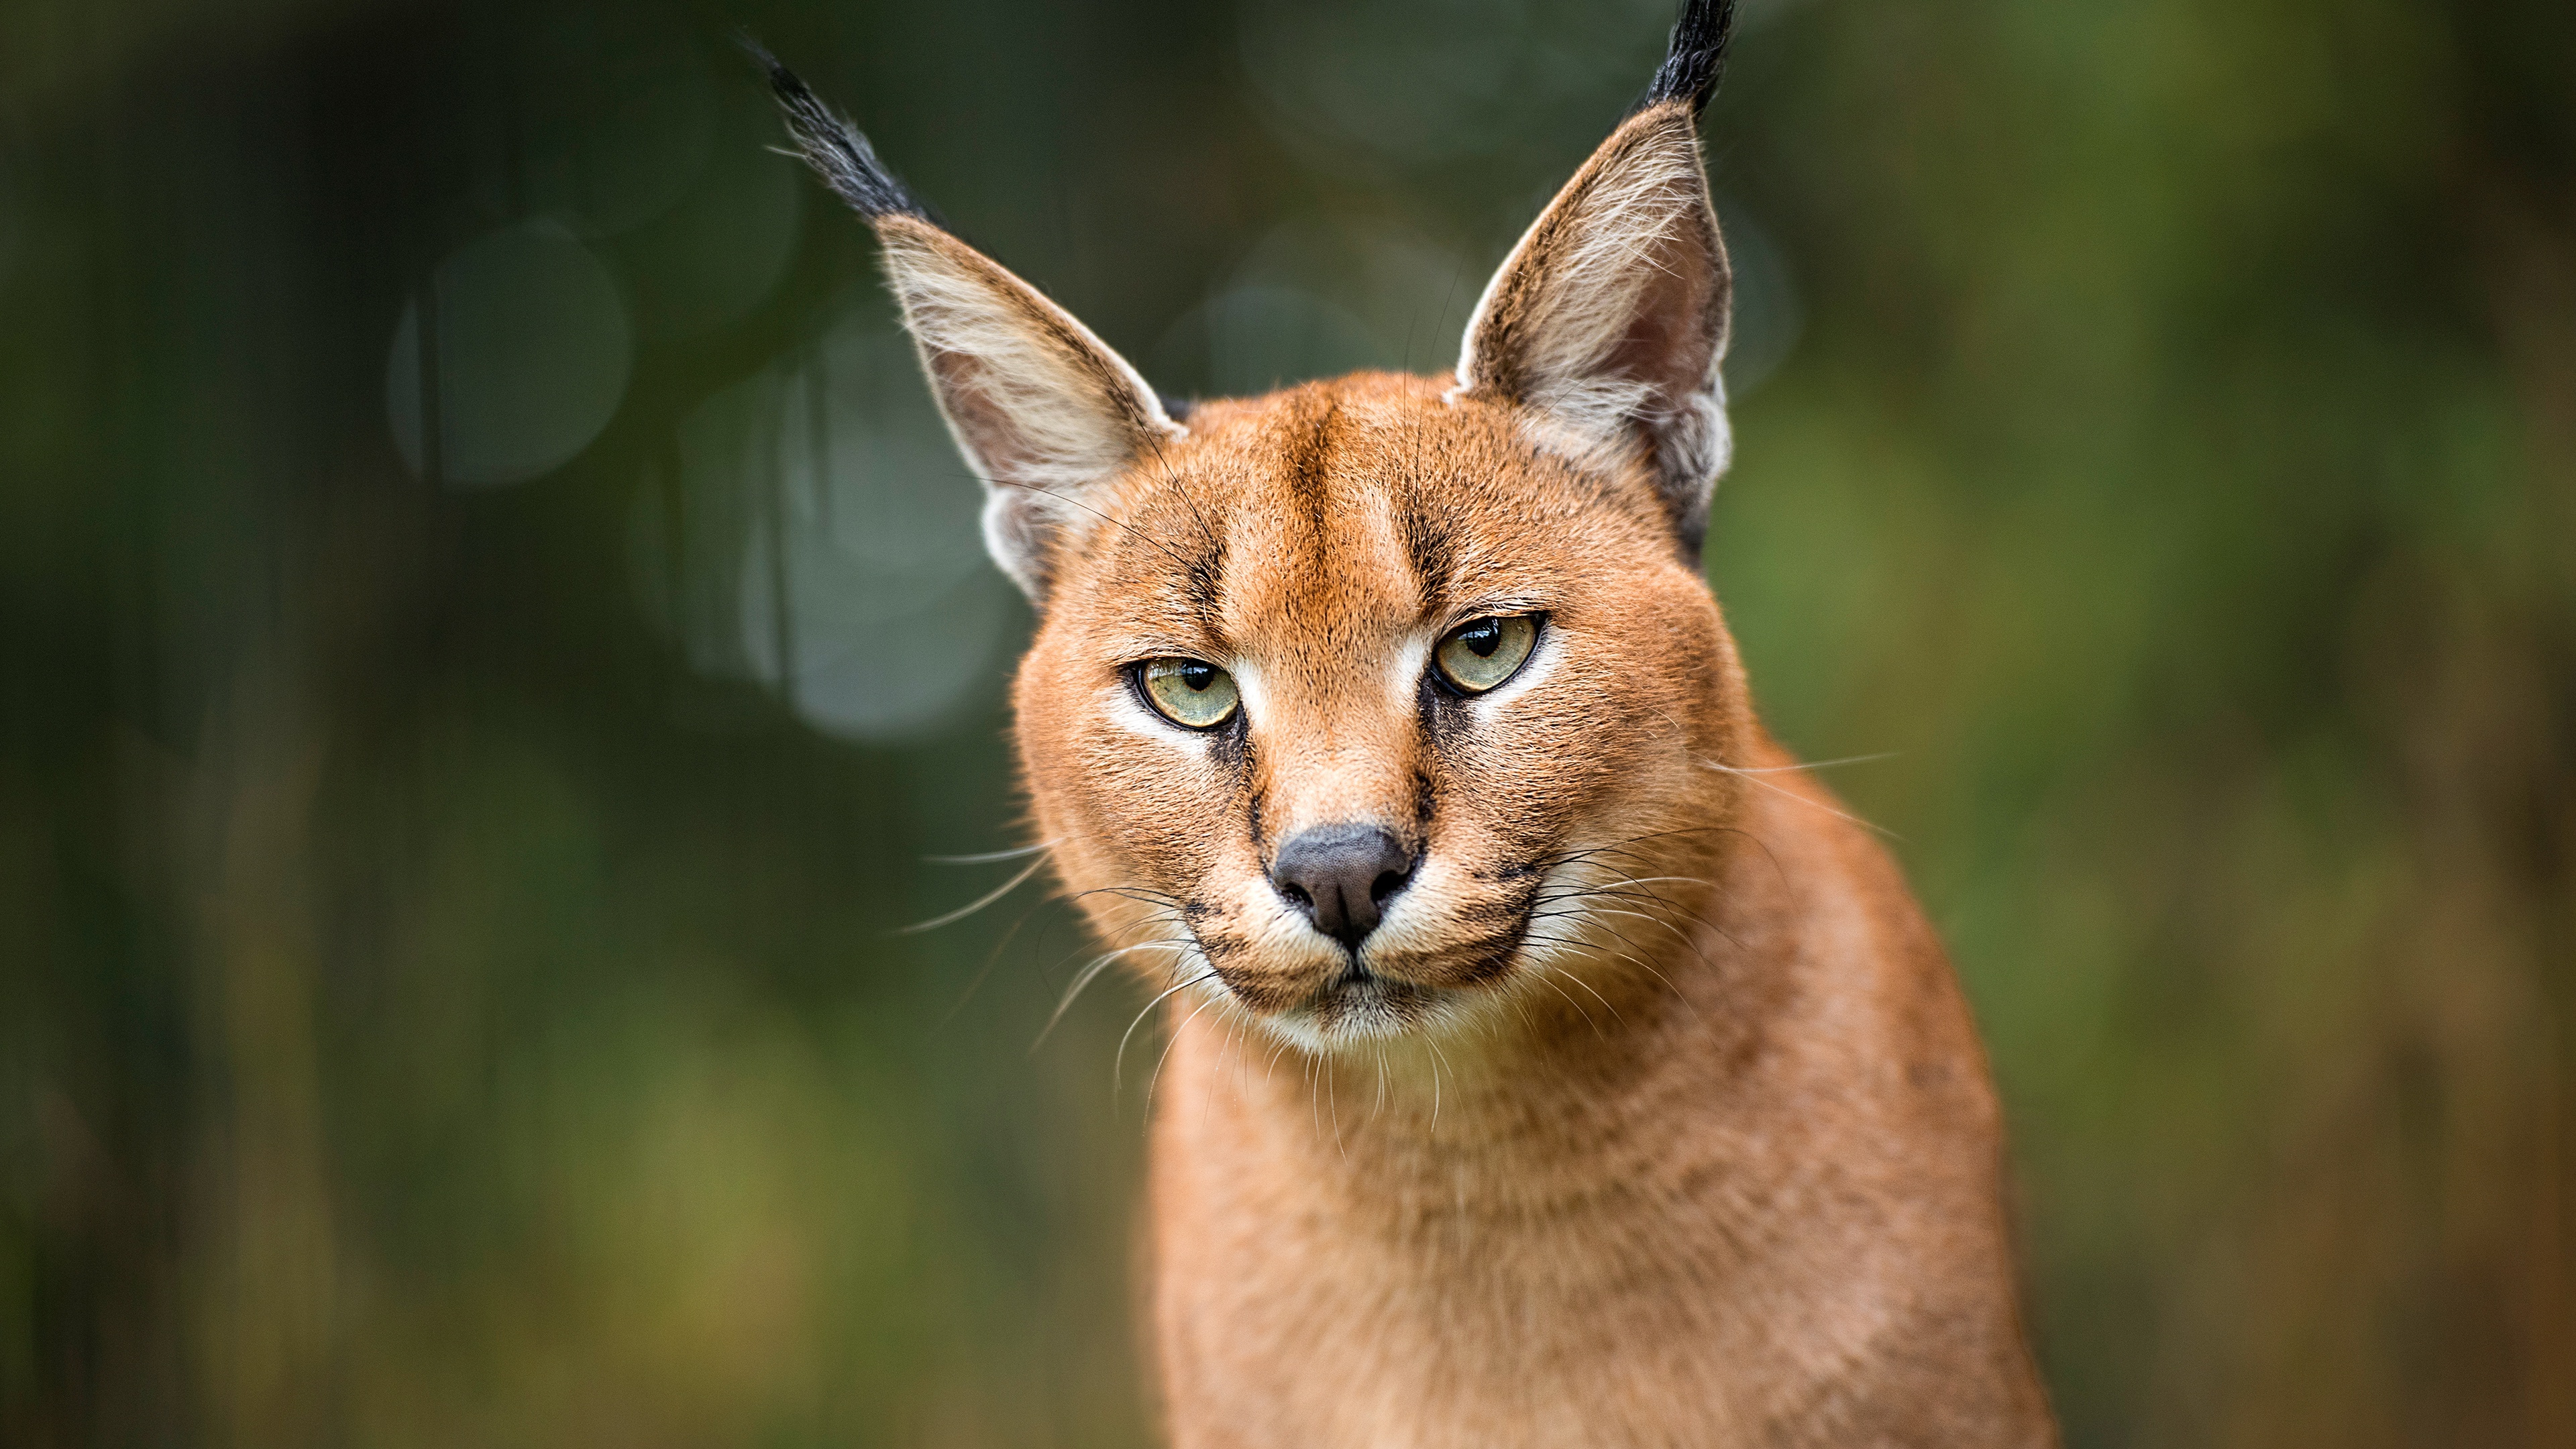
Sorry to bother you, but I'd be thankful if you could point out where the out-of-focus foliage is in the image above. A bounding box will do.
[1,0,2568,1444]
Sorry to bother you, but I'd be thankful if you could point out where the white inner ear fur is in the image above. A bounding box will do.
[876,219,1183,600]
[1448,106,1733,539]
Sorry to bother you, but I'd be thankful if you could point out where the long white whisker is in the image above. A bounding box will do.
[1566,902,1696,947]
[1709,752,1898,775]
[922,838,1061,865]
[1424,1035,1452,1138]
[898,853,1052,934]
[1701,758,1902,839]
[1309,1051,1326,1142]
[1034,936,1189,1049]
[1326,1057,1344,1161]
[1148,991,1225,1114]
[1528,966,1608,1040]
[1117,970,1217,1090]
[1556,961,1625,1026]
[1554,907,1711,1030]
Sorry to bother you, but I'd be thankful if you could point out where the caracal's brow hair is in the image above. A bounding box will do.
[760,2,2059,1443]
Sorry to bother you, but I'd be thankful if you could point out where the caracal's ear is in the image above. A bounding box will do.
[758,48,1182,604]
[1451,0,1737,557]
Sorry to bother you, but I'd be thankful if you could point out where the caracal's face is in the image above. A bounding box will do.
[761,66,1746,1049]
[1014,372,1748,1050]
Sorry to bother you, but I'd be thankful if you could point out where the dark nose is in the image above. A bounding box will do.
[1271,824,1417,949]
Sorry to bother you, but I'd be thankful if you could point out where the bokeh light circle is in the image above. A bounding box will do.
[386,221,633,488]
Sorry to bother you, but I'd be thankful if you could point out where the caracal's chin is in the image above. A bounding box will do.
[1205,945,1523,1055]
[1271,973,1444,1051]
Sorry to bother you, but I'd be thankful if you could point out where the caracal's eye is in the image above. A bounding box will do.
[1434,614,1540,694]
[1139,657,1241,729]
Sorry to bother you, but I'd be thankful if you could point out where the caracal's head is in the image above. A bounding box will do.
[766,1,1756,1052]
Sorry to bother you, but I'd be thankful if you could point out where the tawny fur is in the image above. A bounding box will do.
[767,21,2057,1443]
[1016,373,2056,1446]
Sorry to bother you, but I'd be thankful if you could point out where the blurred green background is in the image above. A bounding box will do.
[3,0,2569,1444]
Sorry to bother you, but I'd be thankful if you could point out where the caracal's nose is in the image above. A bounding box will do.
[1270,824,1417,950]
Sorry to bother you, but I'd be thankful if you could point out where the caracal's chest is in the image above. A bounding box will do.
[1147,1029,1856,1449]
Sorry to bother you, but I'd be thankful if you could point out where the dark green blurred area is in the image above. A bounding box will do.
[3,0,2570,1443]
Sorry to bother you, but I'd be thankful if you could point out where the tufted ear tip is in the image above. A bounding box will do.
[1638,0,1738,119]
[754,44,937,226]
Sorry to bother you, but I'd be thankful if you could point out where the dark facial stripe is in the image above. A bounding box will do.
[1276,394,1340,547]
[1181,521,1227,637]
[1397,493,1457,611]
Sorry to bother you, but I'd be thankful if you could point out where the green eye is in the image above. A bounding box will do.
[1434,614,1540,694]
[1139,657,1241,729]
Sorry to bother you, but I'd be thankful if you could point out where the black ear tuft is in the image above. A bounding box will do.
[741,36,937,224]
[1638,0,1737,117]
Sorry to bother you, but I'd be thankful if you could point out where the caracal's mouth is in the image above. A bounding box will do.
[1243,941,1532,1048]
[1302,967,1438,1036]
[1192,899,1539,1048]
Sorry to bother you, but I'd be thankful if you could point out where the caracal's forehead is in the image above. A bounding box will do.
[1055,372,1674,655]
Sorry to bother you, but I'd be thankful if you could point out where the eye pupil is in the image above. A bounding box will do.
[1432,614,1539,696]
[1139,656,1241,729]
